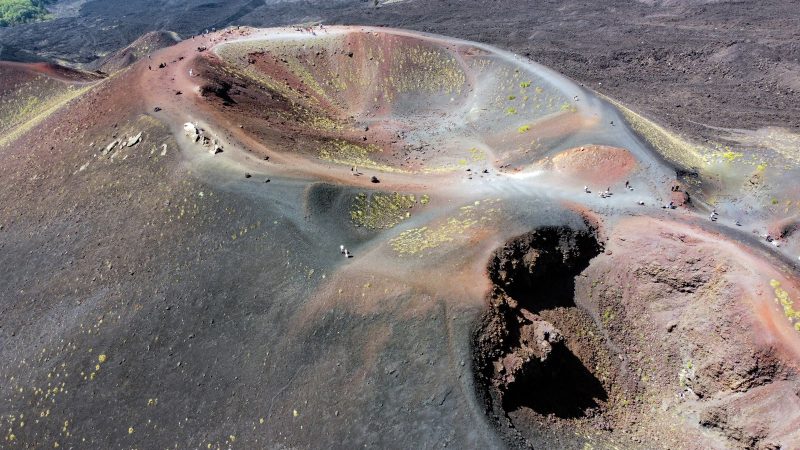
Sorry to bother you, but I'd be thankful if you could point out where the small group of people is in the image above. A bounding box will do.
[584,181,633,199]
[340,245,353,258]
[765,234,781,247]
[297,24,326,35]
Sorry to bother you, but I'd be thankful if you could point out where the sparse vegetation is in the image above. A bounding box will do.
[350,192,422,229]
[560,101,576,112]
[468,147,486,161]
[771,279,800,331]
[390,200,499,255]
[318,140,401,172]
[720,150,743,162]
[606,96,706,170]
[0,78,92,148]
[0,0,55,27]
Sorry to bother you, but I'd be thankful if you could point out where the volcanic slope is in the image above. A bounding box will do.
[2,26,800,449]
[0,61,101,146]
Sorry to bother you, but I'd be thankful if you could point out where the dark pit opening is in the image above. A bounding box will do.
[473,225,606,430]
[488,227,601,312]
[501,344,607,418]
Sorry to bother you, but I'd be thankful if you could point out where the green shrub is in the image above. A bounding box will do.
[0,0,55,27]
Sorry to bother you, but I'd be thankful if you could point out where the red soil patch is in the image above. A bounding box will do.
[0,61,103,83]
[549,145,636,185]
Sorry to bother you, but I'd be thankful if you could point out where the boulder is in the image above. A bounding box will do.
[183,122,198,136]
[126,132,142,147]
[101,140,119,156]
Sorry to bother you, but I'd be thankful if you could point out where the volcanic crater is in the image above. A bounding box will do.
[2,25,800,449]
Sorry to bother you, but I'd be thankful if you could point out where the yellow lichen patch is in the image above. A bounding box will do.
[97,354,107,364]
[350,192,423,229]
[0,74,87,135]
[606,97,706,170]
[710,150,744,163]
[386,43,467,96]
[305,114,342,132]
[560,101,577,112]
[281,55,331,101]
[468,147,486,161]
[390,220,472,255]
[0,83,93,148]
[518,124,531,133]
[770,280,800,331]
[719,127,800,166]
[390,200,499,255]
[319,140,404,173]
